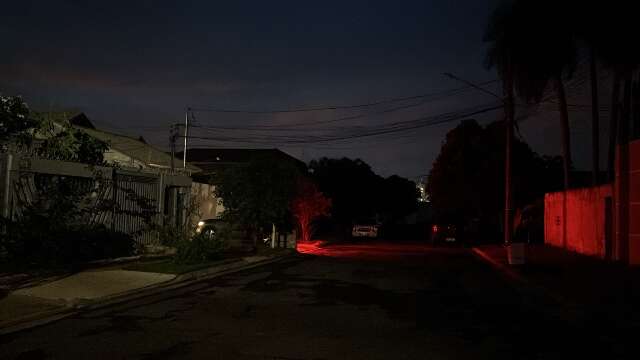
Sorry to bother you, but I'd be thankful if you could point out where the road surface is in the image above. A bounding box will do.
[0,242,634,359]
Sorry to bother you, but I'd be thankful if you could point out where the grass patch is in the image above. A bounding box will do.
[255,244,296,257]
[123,258,234,275]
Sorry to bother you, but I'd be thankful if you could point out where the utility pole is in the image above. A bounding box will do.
[442,71,514,246]
[183,108,190,168]
[503,61,515,247]
[170,124,177,173]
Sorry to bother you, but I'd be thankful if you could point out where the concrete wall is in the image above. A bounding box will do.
[545,185,612,258]
[629,140,640,265]
[615,139,640,265]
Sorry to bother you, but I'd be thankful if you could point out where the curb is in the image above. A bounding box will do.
[470,247,527,284]
[470,247,573,312]
[0,253,295,336]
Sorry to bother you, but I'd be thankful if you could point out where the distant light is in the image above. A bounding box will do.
[197,221,205,227]
[432,225,439,233]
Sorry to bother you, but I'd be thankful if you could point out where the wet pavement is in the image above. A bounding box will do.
[0,242,636,359]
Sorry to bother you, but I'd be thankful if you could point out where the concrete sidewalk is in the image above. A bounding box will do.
[13,270,175,306]
[0,252,293,335]
[472,244,640,325]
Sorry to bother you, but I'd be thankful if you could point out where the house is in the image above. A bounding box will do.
[66,113,199,175]
[1,111,198,249]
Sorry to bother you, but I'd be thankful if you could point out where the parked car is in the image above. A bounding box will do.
[431,223,458,244]
[196,218,224,240]
[352,223,380,238]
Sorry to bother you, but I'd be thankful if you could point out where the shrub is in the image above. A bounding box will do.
[157,222,190,248]
[174,231,227,265]
[1,218,134,270]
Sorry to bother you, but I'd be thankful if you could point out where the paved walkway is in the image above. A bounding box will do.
[13,270,175,304]
[0,270,175,331]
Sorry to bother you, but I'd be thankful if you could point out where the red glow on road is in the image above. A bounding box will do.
[297,240,444,260]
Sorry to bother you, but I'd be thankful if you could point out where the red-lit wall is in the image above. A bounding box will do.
[629,140,640,265]
[545,185,612,258]
[615,139,640,265]
[545,139,640,265]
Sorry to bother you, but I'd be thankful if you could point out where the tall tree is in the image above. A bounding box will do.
[214,155,301,246]
[587,4,640,181]
[309,157,382,236]
[309,157,417,239]
[485,0,577,191]
[428,119,563,240]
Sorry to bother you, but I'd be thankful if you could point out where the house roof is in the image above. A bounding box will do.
[176,148,305,175]
[76,126,200,172]
[37,111,198,172]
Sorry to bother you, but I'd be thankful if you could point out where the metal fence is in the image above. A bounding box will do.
[1,153,192,247]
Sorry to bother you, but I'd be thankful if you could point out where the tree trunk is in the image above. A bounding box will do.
[608,73,621,182]
[503,60,515,245]
[555,75,572,190]
[618,71,633,262]
[590,49,600,185]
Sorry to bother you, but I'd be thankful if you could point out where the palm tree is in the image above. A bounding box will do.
[590,5,640,181]
[485,0,577,191]
[590,4,640,262]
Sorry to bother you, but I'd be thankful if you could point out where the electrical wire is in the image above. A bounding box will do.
[188,80,498,115]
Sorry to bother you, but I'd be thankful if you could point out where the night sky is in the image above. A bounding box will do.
[1,0,604,179]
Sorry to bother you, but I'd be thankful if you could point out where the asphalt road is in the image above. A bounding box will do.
[0,242,634,359]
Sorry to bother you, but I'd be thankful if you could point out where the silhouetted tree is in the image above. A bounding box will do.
[309,157,418,239]
[485,0,577,190]
[0,95,39,148]
[428,119,563,239]
[379,175,419,224]
[1,95,108,165]
[309,157,381,236]
[583,4,640,179]
[214,155,301,246]
[574,4,602,185]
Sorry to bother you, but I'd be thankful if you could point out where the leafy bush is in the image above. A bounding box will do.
[1,218,134,270]
[174,232,227,265]
[157,222,190,248]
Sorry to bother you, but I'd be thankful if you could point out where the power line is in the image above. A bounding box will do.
[179,103,503,145]
[190,95,473,132]
[188,80,498,115]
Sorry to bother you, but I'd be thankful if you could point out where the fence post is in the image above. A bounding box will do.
[158,173,164,228]
[1,153,13,219]
[111,168,117,232]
